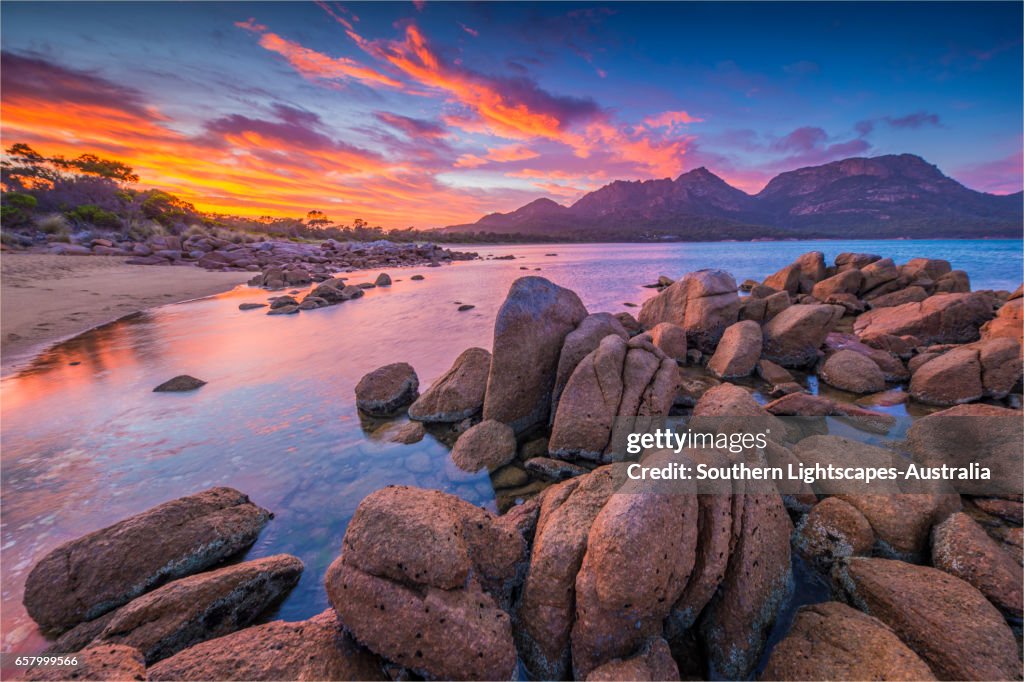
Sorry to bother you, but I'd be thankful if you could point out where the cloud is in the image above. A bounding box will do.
[459,22,479,37]
[782,60,820,76]
[884,111,942,129]
[484,144,539,162]
[953,150,1023,194]
[373,111,447,138]
[643,110,703,129]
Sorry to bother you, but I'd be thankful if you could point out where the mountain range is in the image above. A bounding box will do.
[443,154,1022,240]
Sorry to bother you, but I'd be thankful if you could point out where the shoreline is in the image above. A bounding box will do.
[1,254,248,375]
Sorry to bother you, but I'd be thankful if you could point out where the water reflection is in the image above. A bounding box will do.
[1,239,1019,654]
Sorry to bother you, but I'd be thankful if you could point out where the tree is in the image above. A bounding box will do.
[305,209,332,229]
[2,143,139,190]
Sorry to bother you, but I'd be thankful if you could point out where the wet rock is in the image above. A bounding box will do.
[832,557,1019,681]
[853,292,995,345]
[931,512,1023,618]
[269,295,298,309]
[637,270,741,352]
[27,644,146,682]
[456,304,474,311]
[756,359,794,386]
[491,464,530,489]
[483,277,588,434]
[410,274,425,280]
[374,272,391,286]
[408,348,490,423]
[854,388,909,407]
[647,321,687,362]
[389,421,426,444]
[585,637,679,682]
[517,469,618,680]
[762,304,844,367]
[707,320,762,378]
[326,486,525,680]
[355,363,419,417]
[700,493,793,680]
[450,419,516,472]
[759,601,936,681]
[266,304,299,315]
[88,555,302,663]
[153,375,206,392]
[552,313,629,414]
[148,610,386,681]
[811,269,863,300]
[237,302,266,310]
[24,488,271,633]
[525,457,589,481]
[820,349,886,394]
[794,498,874,570]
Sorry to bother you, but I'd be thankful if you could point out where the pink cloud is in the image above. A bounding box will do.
[953,151,1023,194]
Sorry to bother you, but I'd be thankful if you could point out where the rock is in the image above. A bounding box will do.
[483,277,588,434]
[707,320,762,378]
[903,257,952,283]
[759,601,936,681]
[869,285,929,308]
[637,270,741,352]
[858,257,899,294]
[832,557,1019,681]
[835,252,880,272]
[972,497,1024,525]
[355,363,419,417]
[326,486,525,680]
[762,304,844,367]
[646,322,687,362]
[823,292,864,314]
[374,272,391,286]
[410,274,425,280]
[795,251,828,287]
[935,269,970,293]
[981,296,1023,343]
[756,359,794,386]
[570,470,698,677]
[811,270,863,300]
[740,290,792,323]
[148,610,386,681]
[836,493,951,561]
[517,469,619,679]
[585,637,679,682]
[266,304,299,315]
[449,419,516,472]
[853,292,995,345]
[552,313,629,415]
[88,555,302,663]
[491,465,529,489]
[153,375,206,392]
[823,332,909,382]
[931,512,1023,618]
[388,421,426,444]
[700,493,792,680]
[408,348,490,423]
[820,349,886,394]
[525,457,589,481]
[763,263,801,294]
[794,498,874,570]
[27,644,146,682]
[909,346,983,405]
[457,304,475,311]
[854,388,909,407]
[24,488,271,633]
[238,302,266,310]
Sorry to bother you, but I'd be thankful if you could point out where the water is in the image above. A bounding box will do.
[1,239,1020,656]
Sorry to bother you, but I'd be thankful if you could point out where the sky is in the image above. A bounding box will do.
[2,1,1021,228]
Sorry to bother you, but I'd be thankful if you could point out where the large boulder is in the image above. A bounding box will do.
[833,493,951,561]
[820,349,886,394]
[483,277,588,434]
[980,296,1023,344]
[24,488,271,633]
[637,270,741,352]
[326,486,526,680]
[812,270,863,300]
[552,313,629,417]
[585,637,679,682]
[707,320,762,379]
[794,498,874,571]
[449,419,517,472]
[517,469,619,680]
[853,292,995,345]
[148,610,386,681]
[823,332,909,382]
[646,322,687,363]
[931,512,1023,618]
[832,557,1019,681]
[87,555,303,663]
[760,601,936,681]
[762,304,844,367]
[700,493,793,680]
[902,257,952,283]
[794,251,827,290]
[858,257,899,294]
[27,644,146,682]
[763,263,801,295]
[408,348,490,422]
[835,252,880,272]
[869,285,929,309]
[354,363,419,416]
[909,337,1021,405]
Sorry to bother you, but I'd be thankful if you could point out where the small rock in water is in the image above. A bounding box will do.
[267,304,299,315]
[355,363,419,417]
[374,273,392,286]
[457,304,475,312]
[238,302,267,310]
[269,296,297,309]
[356,282,376,289]
[411,274,425,280]
[855,388,909,407]
[491,465,529,489]
[154,375,206,392]
[69,361,81,366]
[288,290,300,295]
[545,253,558,256]
[623,302,637,308]
[524,457,588,481]
[389,421,426,445]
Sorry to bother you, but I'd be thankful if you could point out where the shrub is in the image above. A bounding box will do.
[182,224,208,239]
[1,192,38,227]
[36,212,71,235]
[126,218,166,242]
[65,204,122,229]
[5,192,38,211]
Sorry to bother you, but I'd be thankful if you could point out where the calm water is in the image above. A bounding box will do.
[1,239,1021,656]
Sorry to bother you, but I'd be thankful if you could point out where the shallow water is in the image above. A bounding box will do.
[1,239,1021,659]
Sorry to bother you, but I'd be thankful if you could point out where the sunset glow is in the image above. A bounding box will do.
[2,2,1021,227]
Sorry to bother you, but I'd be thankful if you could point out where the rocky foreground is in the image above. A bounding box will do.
[21,251,1024,681]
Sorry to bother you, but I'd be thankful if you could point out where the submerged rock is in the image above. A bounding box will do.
[354,363,419,417]
[153,375,206,392]
[24,488,271,633]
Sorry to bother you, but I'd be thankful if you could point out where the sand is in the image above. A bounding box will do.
[1,254,248,370]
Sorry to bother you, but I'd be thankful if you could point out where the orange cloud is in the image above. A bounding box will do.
[484,144,539,162]
[644,110,703,128]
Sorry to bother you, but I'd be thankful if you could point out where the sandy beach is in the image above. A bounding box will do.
[1,254,248,369]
